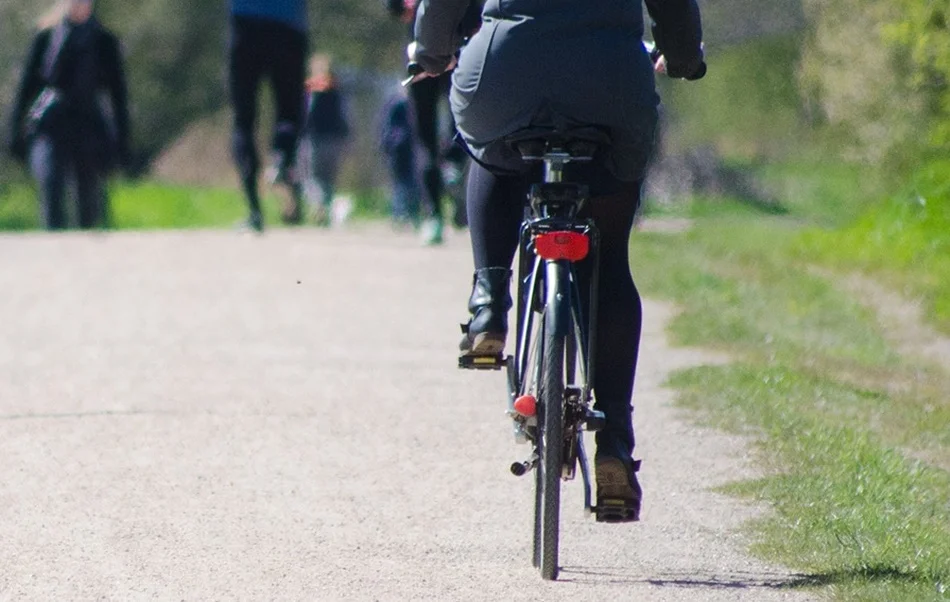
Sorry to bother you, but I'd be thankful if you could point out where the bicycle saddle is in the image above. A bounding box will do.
[504,126,611,161]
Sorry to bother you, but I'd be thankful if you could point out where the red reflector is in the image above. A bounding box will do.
[534,231,589,261]
[513,395,537,417]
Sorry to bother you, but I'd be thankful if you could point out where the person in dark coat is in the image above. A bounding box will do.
[298,54,350,227]
[412,0,706,521]
[229,0,309,232]
[7,0,130,230]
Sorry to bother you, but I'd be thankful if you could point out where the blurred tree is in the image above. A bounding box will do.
[885,1,950,148]
[797,0,930,167]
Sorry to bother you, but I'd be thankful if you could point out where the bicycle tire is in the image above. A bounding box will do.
[530,291,546,569]
[539,261,567,581]
[519,251,545,569]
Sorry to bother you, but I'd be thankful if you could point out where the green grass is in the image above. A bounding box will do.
[645,303,950,601]
[0,184,39,230]
[110,181,248,229]
[675,365,950,602]
[0,179,393,232]
[800,159,950,334]
[630,191,950,600]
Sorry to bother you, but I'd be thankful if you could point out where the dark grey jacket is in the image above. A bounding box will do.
[414,0,703,180]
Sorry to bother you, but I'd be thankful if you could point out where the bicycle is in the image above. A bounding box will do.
[459,125,637,581]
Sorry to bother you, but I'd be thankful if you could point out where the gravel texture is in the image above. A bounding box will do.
[0,227,816,601]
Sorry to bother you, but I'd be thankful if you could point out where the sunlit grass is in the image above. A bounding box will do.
[0,179,393,232]
[800,159,950,334]
[675,365,950,602]
[630,198,950,601]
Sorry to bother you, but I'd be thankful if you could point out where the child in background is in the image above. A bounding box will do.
[299,53,350,227]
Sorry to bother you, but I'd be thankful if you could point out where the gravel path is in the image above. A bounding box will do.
[0,227,816,601]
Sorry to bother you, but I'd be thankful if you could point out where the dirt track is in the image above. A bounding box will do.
[0,226,815,601]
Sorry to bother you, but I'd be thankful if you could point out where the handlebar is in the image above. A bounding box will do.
[404,41,705,88]
[401,62,424,87]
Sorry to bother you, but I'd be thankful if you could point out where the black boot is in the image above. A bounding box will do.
[594,454,642,523]
[459,267,512,356]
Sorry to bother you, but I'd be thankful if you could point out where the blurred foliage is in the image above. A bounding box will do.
[796,0,943,171]
[661,36,805,159]
[0,0,945,216]
[800,158,950,334]
[885,1,950,148]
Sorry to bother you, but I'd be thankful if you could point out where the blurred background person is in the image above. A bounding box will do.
[298,53,350,227]
[229,0,308,232]
[387,0,480,245]
[7,0,130,231]
[379,85,420,230]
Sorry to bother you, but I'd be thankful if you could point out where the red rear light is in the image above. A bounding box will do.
[513,395,537,417]
[534,231,589,261]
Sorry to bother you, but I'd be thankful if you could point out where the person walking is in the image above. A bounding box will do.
[298,53,350,227]
[387,0,480,244]
[228,0,308,232]
[7,0,130,230]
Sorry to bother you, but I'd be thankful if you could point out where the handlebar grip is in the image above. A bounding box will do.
[401,62,425,87]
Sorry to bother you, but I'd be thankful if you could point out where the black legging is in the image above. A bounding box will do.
[466,161,642,458]
[229,16,307,213]
[408,73,452,222]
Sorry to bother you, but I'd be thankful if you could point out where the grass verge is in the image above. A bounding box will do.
[631,199,950,601]
[800,159,950,335]
[0,180,393,232]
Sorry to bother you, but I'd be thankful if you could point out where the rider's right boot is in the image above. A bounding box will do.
[459,267,512,357]
[594,454,642,523]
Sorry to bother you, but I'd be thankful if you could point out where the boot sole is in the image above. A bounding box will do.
[595,457,641,523]
[460,332,506,356]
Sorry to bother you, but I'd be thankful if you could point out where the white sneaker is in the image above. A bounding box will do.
[421,218,444,246]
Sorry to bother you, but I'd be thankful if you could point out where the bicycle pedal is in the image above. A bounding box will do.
[593,499,640,523]
[458,354,505,370]
[583,409,606,431]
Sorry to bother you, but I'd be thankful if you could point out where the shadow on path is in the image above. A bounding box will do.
[560,564,929,590]
[559,566,819,589]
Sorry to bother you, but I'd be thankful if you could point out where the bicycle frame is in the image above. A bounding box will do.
[506,147,605,498]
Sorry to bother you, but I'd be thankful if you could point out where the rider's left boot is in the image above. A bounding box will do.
[459,267,512,356]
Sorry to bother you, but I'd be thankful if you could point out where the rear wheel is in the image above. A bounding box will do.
[538,263,567,580]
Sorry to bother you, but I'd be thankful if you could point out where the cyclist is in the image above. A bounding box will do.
[412,0,705,520]
[228,0,308,231]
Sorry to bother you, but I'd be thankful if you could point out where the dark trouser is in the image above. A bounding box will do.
[388,149,420,222]
[228,16,307,214]
[300,137,345,208]
[29,134,105,230]
[408,73,455,223]
[466,160,643,459]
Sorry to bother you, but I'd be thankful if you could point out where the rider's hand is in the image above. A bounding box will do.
[405,41,457,84]
[658,42,706,80]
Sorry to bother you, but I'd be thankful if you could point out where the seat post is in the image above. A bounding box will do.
[543,151,572,183]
